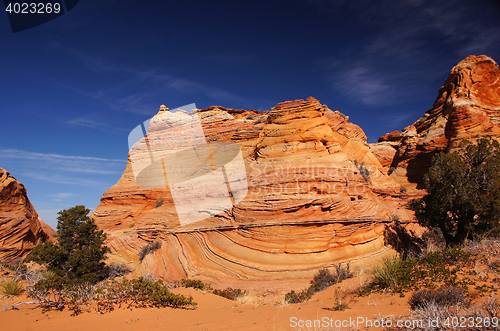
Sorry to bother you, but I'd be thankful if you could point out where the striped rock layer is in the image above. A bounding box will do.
[0,168,55,262]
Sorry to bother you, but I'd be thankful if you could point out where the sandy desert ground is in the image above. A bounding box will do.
[0,281,413,331]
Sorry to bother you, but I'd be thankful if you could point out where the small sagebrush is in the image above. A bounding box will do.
[107,263,133,279]
[181,279,212,291]
[284,262,352,304]
[409,286,469,310]
[139,241,162,261]
[155,197,163,208]
[212,287,247,301]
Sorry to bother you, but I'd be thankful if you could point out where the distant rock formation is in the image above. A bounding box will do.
[375,55,500,188]
[0,168,55,262]
[92,97,414,289]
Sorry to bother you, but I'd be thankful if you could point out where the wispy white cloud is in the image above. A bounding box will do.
[48,192,78,201]
[52,193,77,199]
[0,149,124,176]
[334,66,397,106]
[67,117,127,134]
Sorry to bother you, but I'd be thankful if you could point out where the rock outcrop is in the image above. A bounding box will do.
[93,97,414,289]
[0,168,55,262]
[377,55,500,188]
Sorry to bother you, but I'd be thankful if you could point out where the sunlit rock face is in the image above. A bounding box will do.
[377,55,500,189]
[0,168,55,262]
[92,97,414,289]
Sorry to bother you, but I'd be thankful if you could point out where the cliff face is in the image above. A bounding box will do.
[377,55,500,188]
[92,97,414,289]
[0,168,55,262]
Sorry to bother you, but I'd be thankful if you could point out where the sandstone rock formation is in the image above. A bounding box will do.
[92,97,414,289]
[376,55,500,188]
[0,168,55,262]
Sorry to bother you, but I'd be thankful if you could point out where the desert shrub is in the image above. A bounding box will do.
[284,263,352,304]
[139,241,162,262]
[409,286,469,310]
[27,276,196,314]
[107,263,132,279]
[212,287,247,301]
[284,289,312,304]
[0,279,25,297]
[155,197,163,208]
[354,160,371,183]
[334,110,346,118]
[96,277,196,311]
[245,113,254,120]
[181,279,212,291]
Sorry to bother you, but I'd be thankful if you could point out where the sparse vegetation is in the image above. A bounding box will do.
[139,241,162,262]
[212,287,247,301]
[180,279,245,301]
[386,294,500,331]
[106,263,132,279]
[362,248,483,296]
[0,279,25,297]
[245,113,254,120]
[181,279,212,291]
[409,286,469,310]
[334,110,346,119]
[155,197,163,207]
[25,276,196,315]
[284,262,352,304]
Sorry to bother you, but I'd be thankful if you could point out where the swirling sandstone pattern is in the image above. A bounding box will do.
[92,97,413,288]
[376,55,500,188]
[0,168,55,262]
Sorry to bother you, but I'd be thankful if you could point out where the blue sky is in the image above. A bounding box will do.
[1,0,500,230]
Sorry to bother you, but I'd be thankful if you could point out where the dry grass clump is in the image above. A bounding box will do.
[369,256,402,292]
[0,279,25,297]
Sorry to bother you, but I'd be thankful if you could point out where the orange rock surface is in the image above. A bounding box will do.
[92,97,413,288]
[379,55,500,188]
[0,168,55,262]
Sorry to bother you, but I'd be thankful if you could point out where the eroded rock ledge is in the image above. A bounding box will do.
[0,168,55,262]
